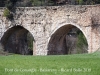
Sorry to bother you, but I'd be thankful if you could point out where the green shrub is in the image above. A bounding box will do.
[3,8,13,20]
[3,9,11,18]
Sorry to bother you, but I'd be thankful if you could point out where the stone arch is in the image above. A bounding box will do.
[1,25,36,55]
[47,24,88,55]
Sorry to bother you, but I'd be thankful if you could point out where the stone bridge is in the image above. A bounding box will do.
[0,5,100,55]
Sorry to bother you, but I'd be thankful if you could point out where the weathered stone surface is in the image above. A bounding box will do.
[0,5,100,55]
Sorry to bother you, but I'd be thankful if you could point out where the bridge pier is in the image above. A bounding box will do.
[33,38,48,55]
[88,26,100,53]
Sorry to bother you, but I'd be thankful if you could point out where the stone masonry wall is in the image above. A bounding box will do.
[0,5,100,55]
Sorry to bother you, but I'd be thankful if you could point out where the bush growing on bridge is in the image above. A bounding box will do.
[3,8,10,18]
[3,8,13,20]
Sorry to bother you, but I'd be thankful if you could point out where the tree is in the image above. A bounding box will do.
[78,0,84,5]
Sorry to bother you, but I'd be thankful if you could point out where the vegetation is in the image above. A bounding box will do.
[0,0,100,7]
[3,9,11,19]
[78,0,84,5]
[5,0,13,10]
[27,32,34,51]
[66,28,88,54]
[0,52,100,75]
[2,0,15,20]
[3,8,13,20]
[76,31,88,53]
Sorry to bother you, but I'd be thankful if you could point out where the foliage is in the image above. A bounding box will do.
[76,31,88,53]
[27,32,34,51]
[3,9,11,18]
[5,1,13,10]
[2,0,14,20]
[1,0,100,7]
[3,8,13,20]
[30,0,54,6]
[78,0,84,5]
[31,0,42,6]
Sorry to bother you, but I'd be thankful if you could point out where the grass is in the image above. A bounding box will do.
[0,52,100,75]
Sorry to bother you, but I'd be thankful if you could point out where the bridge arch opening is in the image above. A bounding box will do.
[48,24,88,55]
[1,26,35,55]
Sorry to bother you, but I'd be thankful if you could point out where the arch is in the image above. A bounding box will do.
[1,25,35,55]
[48,24,88,55]
[50,23,89,48]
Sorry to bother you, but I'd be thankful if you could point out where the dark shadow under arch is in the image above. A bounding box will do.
[48,24,88,55]
[1,26,35,55]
